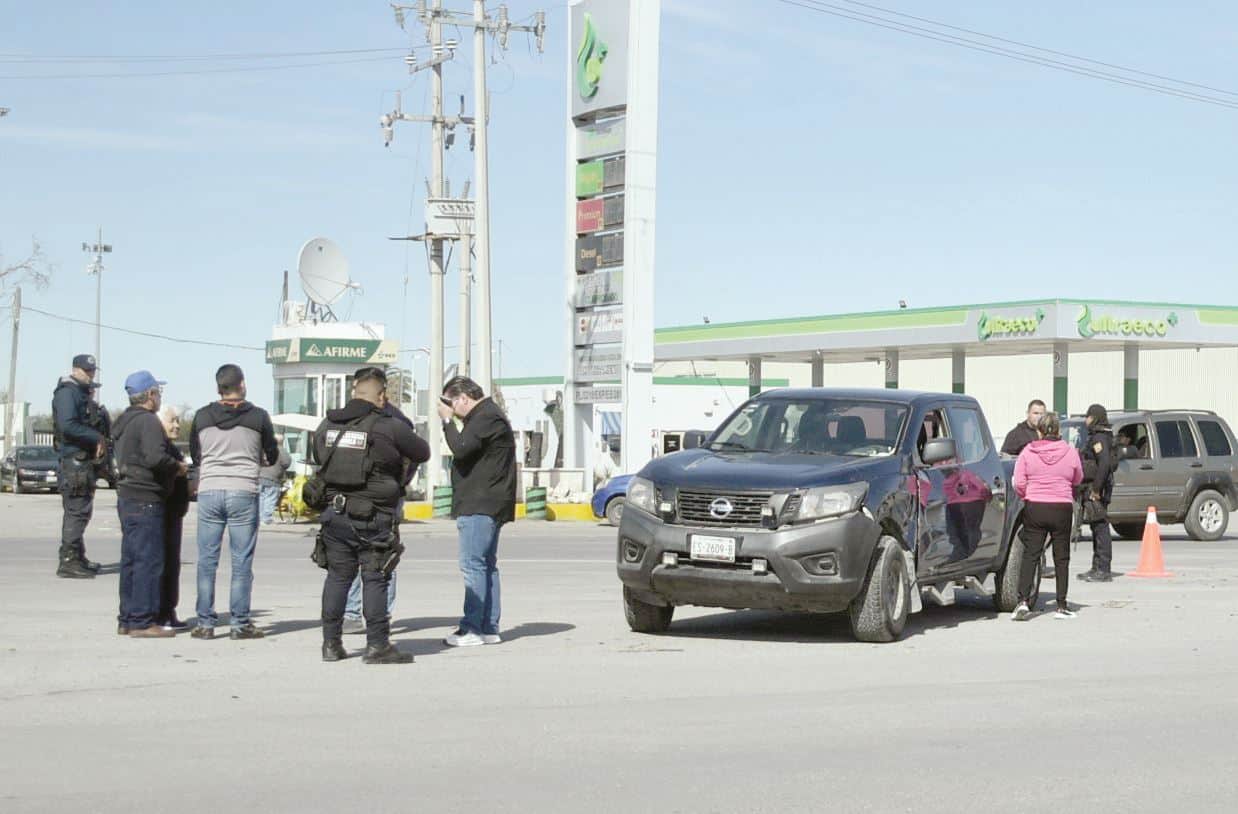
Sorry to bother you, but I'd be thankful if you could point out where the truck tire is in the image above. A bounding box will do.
[1185,489,1228,542]
[623,586,673,633]
[848,536,910,643]
[605,497,625,527]
[1113,522,1146,541]
[994,530,1039,613]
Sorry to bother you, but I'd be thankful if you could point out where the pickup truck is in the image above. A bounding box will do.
[616,388,1036,642]
[1062,410,1237,541]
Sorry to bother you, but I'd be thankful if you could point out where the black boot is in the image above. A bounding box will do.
[322,639,347,662]
[72,544,101,573]
[362,643,413,664]
[56,557,95,579]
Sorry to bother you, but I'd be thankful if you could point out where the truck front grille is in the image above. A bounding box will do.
[676,489,774,528]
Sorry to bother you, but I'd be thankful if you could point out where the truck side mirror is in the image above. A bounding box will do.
[921,438,957,466]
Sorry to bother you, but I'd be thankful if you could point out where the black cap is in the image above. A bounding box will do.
[72,354,97,372]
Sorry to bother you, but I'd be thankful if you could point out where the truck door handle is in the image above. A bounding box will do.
[1139,464,1154,470]
[1189,462,1203,468]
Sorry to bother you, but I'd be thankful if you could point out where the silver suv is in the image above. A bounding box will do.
[1063,410,1237,541]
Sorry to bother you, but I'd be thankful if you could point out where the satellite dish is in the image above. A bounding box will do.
[298,237,354,308]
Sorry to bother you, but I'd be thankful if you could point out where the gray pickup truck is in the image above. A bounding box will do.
[1063,410,1238,541]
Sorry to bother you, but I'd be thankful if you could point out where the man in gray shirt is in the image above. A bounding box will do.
[189,364,278,640]
[258,433,291,525]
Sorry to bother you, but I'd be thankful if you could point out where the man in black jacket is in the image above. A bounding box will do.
[112,370,185,638]
[314,367,430,664]
[437,376,517,648]
[51,353,107,578]
[1078,403,1116,582]
[1001,399,1047,456]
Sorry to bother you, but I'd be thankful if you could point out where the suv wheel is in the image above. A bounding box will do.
[1185,489,1228,542]
[604,497,625,527]
[994,529,1040,613]
[623,586,673,633]
[848,536,910,643]
[1112,522,1146,541]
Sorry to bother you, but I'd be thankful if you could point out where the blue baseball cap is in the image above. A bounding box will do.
[123,370,166,396]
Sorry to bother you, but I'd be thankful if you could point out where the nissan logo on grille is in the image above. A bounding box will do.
[709,498,734,519]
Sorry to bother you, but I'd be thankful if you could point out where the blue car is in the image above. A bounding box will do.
[592,474,633,526]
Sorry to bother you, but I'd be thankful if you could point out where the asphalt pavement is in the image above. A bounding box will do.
[2,489,1237,813]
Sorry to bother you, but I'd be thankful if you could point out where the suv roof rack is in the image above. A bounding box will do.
[1128,409,1218,416]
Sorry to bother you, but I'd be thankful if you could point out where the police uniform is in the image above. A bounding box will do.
[1079,404,1116,581]
[51,354,106,579]
[313,398,430,664]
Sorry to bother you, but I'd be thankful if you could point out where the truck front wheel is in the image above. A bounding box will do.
[623,587,673,633]
[848,536,910,643]
[994,530,1040,613]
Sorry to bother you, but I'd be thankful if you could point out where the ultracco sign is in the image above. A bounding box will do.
[1077,305,1178,339]
[977,309,1045,341]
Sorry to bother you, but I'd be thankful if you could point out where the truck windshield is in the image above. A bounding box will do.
[711,399,909,457]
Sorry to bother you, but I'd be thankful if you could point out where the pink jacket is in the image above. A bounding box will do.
[1014,439,1083,504]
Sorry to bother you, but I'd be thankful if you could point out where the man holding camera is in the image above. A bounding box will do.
[51,354,107,579]
[314,367,429,664]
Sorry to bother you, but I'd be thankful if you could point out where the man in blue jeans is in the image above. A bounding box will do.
[189,364,278,640]
[112,370,185,638]
[437,376,517,647]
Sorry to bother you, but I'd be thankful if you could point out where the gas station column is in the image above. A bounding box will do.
[1124,344,1139,411]
[1053,343,1069,415]
[951,349,965,394]
[884,350,899,389]
[811,352,824,388]
[748,356,762,398]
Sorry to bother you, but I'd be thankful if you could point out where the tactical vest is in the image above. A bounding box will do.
[52,380,103,453]
[319,414,380,489]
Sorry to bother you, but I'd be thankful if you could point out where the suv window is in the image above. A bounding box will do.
[1155,420,1199,459]
[946,406,989,464]
[1197,420,1232,457]
[1115,422,1150,459]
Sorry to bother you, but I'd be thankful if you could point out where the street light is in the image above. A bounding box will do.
[82,229,112,373]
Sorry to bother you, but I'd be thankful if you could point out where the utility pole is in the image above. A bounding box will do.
[458,227,472,377]
[472,0,493,395]
[428,0,447,495]
[82,228,112,375]
[5,287,20,455]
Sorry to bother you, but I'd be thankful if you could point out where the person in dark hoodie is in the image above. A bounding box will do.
[1012,413,1083,620]
[1001,399,1047,457]
[1078,403,1117,582]
[112,370,185,638]
[314,366,430,664]
[51,353,107,579]
[189,364,278,641]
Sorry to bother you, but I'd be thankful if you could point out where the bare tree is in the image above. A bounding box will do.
[1,238,55,296]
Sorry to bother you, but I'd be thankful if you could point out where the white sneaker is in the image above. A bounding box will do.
[444,630,485,647]
[1054,607,1078,619]
[481,633,502,645]
[1011,602,1030,622]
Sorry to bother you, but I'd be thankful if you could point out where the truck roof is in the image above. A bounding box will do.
[755,387,980,408]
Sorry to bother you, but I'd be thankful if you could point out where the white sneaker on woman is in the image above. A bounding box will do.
[1011,602,1030,622]
[1054,606,1077,619]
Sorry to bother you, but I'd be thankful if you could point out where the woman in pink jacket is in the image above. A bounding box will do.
[1012,413,1083,620]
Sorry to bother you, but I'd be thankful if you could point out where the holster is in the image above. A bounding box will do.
[310,528,329,569]
[62,460,94,496]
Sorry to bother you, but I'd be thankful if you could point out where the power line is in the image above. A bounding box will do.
[23,306,263,351]
[0,54,403,81]
[773,0,1238,111]
[0,46,416,63]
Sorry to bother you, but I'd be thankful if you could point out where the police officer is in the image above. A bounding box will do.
[1078,403,1116,582]
[51,354,107,579]
[314,367,429,664]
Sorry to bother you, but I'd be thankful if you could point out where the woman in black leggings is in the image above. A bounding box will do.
[1011,413,1083,620]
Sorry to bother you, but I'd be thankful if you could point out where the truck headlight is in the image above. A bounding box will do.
[795,483,867,522]
[626,477,657,516]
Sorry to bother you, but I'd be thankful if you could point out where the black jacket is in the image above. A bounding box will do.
[112,406,179,504]
[1001,422,1038,456]
[1082,425,1116,502]
[166,439,190,517]
[51,376,104,461]
[313,399,430,510]
[444,398,517,523]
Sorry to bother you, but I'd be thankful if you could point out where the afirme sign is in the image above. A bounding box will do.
[574,346,623,380]
[574,270,623,308]
[575,310,623,345]
[574,385,623,404]
[266,338,399,365]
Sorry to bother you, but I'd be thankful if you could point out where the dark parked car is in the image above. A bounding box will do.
[616,389,1035,642]
[1062,410,1237,541]
[1,445,61,493]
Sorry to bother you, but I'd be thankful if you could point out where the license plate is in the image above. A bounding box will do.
[690,534,737,563]
[45,473,57,482]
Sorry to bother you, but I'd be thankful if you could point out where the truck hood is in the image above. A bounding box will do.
[639,448,895,492]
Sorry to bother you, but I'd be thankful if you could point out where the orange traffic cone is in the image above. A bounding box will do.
[1128,506,1173,578]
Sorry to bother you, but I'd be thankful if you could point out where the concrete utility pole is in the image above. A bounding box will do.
[5,287,20,455]
[458,227,472,377]
[82,228,112,375]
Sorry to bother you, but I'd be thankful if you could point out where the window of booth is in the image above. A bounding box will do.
[276,377,320,417]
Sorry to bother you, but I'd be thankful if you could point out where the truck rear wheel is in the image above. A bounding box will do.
[848,536,910,643]
[994,530,1040,613]
[1185,489,1228,542]
[623,586,673,633]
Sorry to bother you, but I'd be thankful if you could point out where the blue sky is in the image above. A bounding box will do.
[3,0,1238,412]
